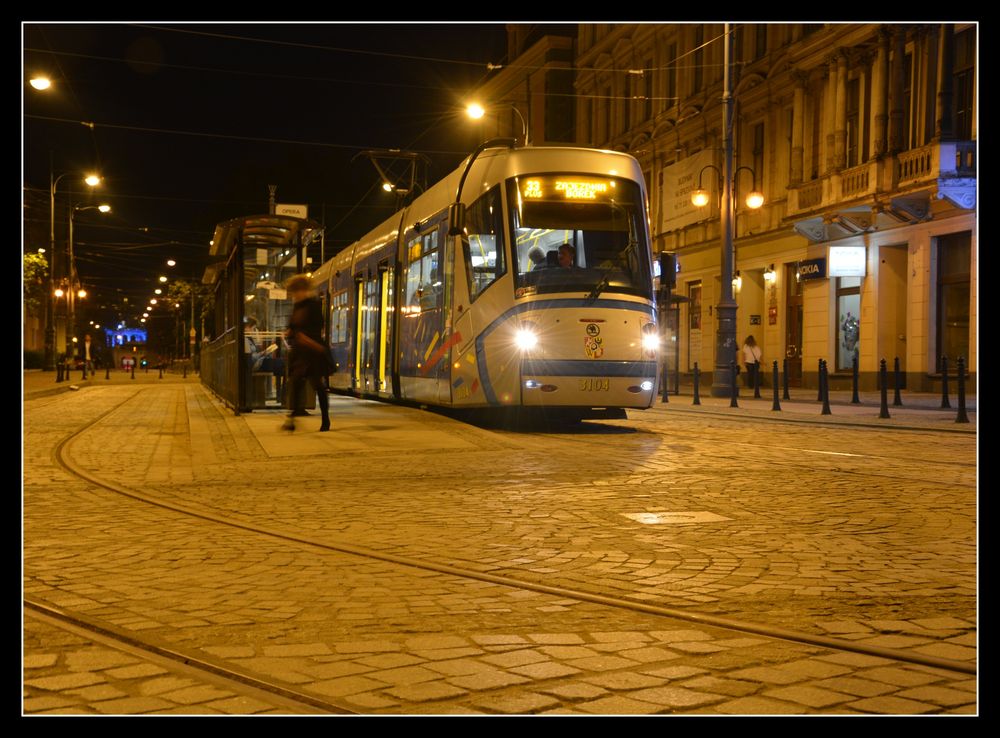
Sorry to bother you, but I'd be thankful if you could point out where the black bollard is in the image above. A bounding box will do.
[851,355,860,404]
[692,362,701,405]
[817,358,823,402]
[660,361,669,403]
[753,359,761,399]
[893,357,903,406]
[105,366,110,380]
[55,365,62,383]
[183,365,187,379]
[782,357,790,400]
[82,365,87,381]
[940,356,951,409]
[159,366,163,379]
[730,361,739,408]
[820,359,832,415]
[131,365,135,380]
[772,361,781,411]
[878,359,890,418]
[955,357,969,424]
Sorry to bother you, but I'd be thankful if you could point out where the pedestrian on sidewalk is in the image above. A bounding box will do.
[83,334,94,377]
[281,275,331,433]
[742,335,763,388]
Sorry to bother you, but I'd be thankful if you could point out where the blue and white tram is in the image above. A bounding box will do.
[314,144,660,419]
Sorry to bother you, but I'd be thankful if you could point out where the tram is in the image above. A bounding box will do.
[313,143,660,419]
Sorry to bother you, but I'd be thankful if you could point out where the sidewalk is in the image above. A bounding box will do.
[648,384,977,433]
[22,366,197,401]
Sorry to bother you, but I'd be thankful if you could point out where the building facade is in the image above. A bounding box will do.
[573,23,976,391]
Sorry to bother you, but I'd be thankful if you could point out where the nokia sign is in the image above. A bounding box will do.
[797,258,826,280]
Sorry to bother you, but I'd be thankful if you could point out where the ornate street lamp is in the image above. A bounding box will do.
[47,171,101,368]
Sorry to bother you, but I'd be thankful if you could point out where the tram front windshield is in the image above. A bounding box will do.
[508,174,652,299]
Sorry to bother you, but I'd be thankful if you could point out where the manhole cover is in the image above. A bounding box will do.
[623,511,732,525]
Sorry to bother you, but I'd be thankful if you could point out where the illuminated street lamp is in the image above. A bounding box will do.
[67,201,110,358]
[47,171,101,368]
[466,101,529,146]
[29,76,51,90]
[686,23,766,397]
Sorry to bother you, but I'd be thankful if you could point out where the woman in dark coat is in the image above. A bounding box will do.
[282,275,331,432]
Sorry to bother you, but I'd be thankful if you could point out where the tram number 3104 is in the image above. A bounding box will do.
[579,378,610,391]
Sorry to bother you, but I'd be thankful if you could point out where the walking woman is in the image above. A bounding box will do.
[282,275,331,432]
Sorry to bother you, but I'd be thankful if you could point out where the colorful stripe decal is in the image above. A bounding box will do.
[421,331,463,376]
[423,331,441,362]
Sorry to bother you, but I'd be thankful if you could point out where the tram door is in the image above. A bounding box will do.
[377,263,392,393]
[354,264,392,394]
[354,272,379,393]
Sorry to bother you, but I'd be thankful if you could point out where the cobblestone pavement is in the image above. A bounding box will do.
[22,375,978,716]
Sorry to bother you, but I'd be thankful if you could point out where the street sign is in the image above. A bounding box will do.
[276,203,308,218]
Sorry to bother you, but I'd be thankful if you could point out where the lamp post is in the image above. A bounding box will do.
[67,203,110,359]
[466,101,529,146]
[689,23,764,397]
[47,170,100,369]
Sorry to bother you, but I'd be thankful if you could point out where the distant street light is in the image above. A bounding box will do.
[29,76,51,90]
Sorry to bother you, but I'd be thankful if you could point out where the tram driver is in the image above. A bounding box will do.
[558,243,576,268]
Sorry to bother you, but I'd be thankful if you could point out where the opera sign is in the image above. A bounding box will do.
[828,246,867,277]
[797,258,826,280]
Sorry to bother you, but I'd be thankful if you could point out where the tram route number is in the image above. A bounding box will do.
[579,378,610,391]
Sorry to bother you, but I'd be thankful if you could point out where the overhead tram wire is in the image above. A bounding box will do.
[128,24,497,68]
[23,47,467,95]
[25,114,477,158]
[32,27,103,172]
[126,22,727,77]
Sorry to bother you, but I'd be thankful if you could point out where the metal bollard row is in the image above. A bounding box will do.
[692,363,701,405]
[955,356,970,424]
[940,356,951,409]
[771,361,781,411]
[879,359,891,419]
[820,359,832,415]
[893,357,903,406]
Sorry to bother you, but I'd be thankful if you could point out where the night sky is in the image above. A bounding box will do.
[23,22,510,331]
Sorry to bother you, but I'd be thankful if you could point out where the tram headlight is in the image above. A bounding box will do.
[642,333,660,351]
[515,328,538,350]
[640,380,655,392]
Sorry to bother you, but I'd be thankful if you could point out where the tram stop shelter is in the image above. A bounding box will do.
[200,214,324,413]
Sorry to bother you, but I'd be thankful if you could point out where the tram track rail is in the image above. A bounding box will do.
[23,597,356,715]
[37,386,976,681]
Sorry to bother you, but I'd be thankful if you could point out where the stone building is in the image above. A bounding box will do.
[569,22,976,391]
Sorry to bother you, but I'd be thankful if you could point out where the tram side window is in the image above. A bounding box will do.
[330,290,349,343]
[405,229,441,311]
[464,186,505,301]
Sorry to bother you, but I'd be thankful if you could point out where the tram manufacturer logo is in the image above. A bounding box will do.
[586,323,601,337]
